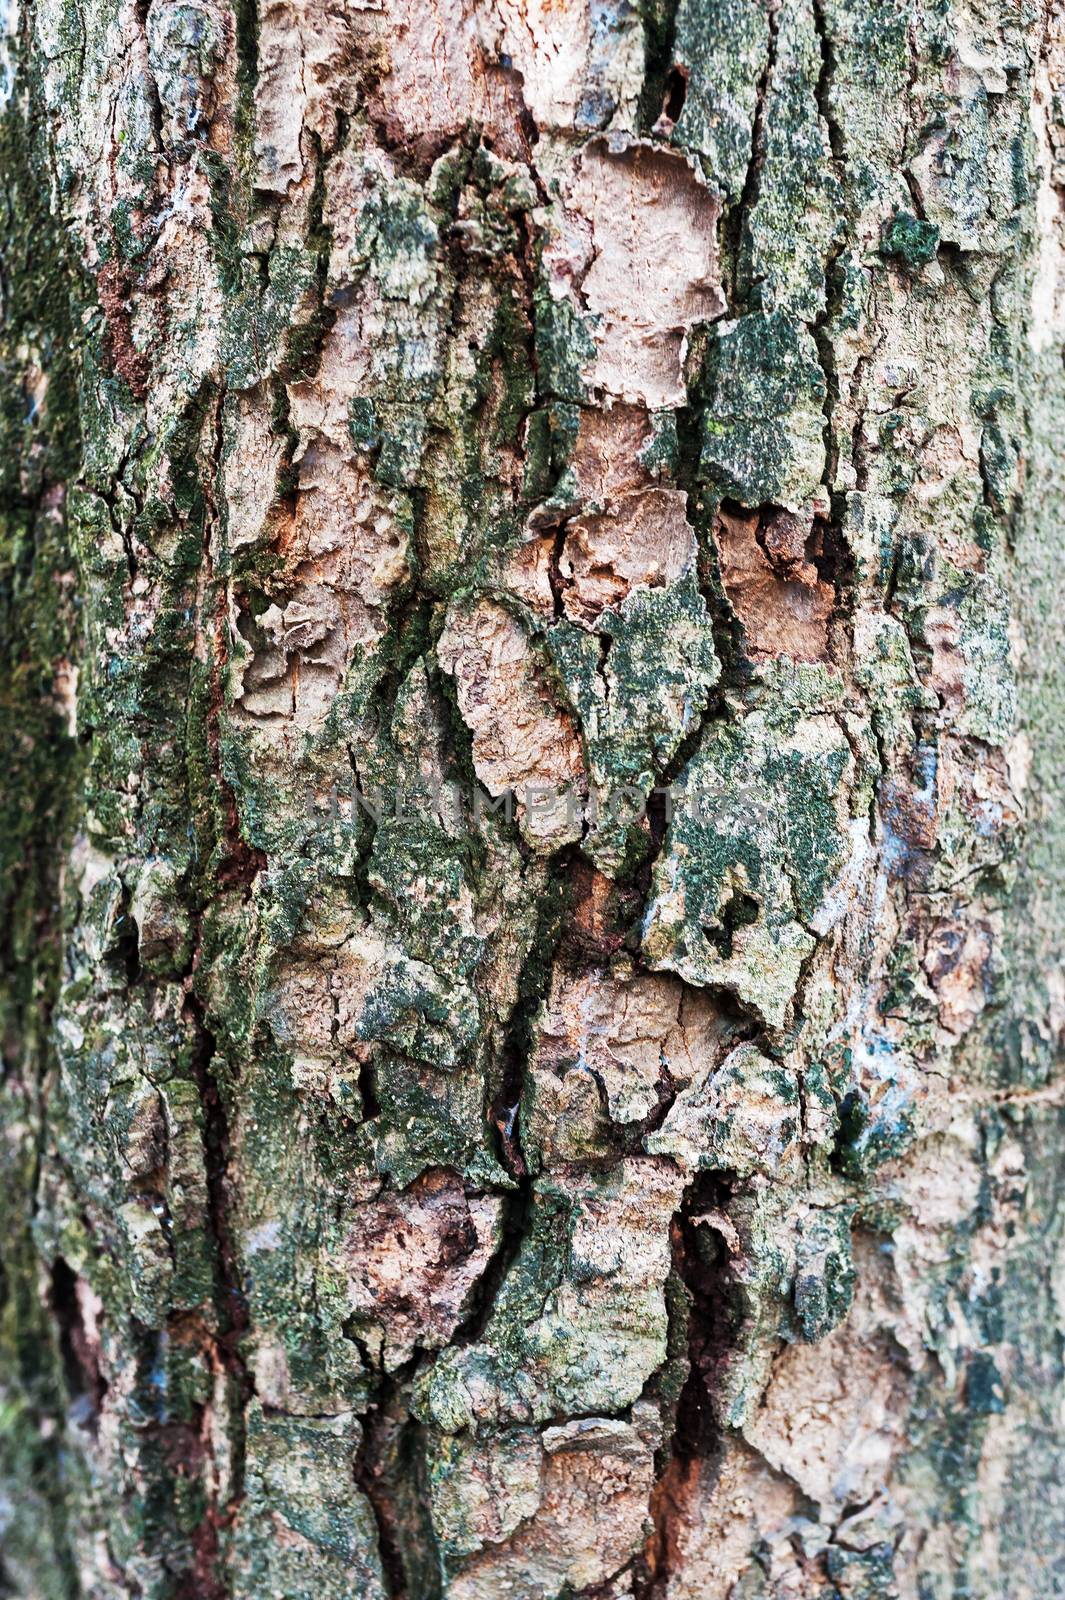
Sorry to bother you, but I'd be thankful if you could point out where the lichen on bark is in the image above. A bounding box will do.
[2,0,1065,1596]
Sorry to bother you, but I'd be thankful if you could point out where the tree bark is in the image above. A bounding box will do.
[3,0,1065,1595]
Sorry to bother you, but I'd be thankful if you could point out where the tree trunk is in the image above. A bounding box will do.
[3,0,1065,1594]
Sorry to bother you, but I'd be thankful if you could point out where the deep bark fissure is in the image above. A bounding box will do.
[634,1171,740,1599]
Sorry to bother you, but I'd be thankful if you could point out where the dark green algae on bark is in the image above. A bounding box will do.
[2,0,1065,1596]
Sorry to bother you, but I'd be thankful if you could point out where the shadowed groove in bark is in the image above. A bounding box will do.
[233,0,260,155]
[49,1259,108,1428]
[809,0,851,503]
[353,1376,444,1600]
[724,0,779,311]
[185,1004,252,1393]
[634,1171,740,1599]
[810,0,843,164]
[637,0,682,132]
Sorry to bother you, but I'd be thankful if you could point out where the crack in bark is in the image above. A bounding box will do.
[633,1170,740,1599]
[354,1376,444,1600]
[725,0,780,313]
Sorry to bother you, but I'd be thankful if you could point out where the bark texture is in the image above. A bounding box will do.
[2,0,1065,1596]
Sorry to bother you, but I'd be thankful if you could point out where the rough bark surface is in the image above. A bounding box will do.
[2,0,1065,1596]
